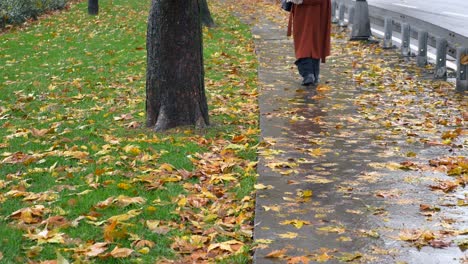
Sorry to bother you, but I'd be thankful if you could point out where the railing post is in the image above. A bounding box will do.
[332,0,339,24]
[350,0,372,41]
[401,23,411,56]
[348,6,355,25]
[417,31,428,67]
[383,17,393,49]
[456,47,468,92]
[434,38,448,80]
[338,3,347,27]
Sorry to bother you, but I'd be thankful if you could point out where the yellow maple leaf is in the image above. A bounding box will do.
[300,190,313,198]
[316,252,332,262]
[255,183,273,190]
[308,148,325,157]
[280,219,311,229]
[278,232,298,239]
[107,209,141,223]
[318,226,346,234]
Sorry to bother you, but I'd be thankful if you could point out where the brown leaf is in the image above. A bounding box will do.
[110,246,133,258]
[114,195,146,207]
[95,197,115,209]
[31,128,53,137]
[429,239,451,248]
[131,239,155,249]
[265,248,287,258]
[207,240,244,253]
[146,220,171,234]
[2,152,36,164]
[288,256,310,264]
[419,204,440,212]
[85,242,108,257]
[42,216,70,229]
[103,221,127,242]
[461,54,468,65]
[375,190,400,199]
[9,205,47,224]
[430,180,459,193]
[62,150,89,160]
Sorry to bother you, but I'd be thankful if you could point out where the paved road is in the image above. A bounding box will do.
[367,0,468,37]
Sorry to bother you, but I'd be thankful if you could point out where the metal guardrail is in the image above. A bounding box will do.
[331,0,468,92]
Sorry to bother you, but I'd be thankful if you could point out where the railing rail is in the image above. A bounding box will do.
[332,0,468,92]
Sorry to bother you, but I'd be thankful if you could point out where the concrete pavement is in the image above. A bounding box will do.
[226,1,468,263]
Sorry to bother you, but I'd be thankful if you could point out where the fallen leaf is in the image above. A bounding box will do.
[278,232,298,239]
[299,190,313,198]
[429,239,451,248]
[113,195,147,207]
[288,256,310,264]
[316,252,332,262]
[56,251,70,264]
[24,228,65,245]
[110,246,133,258]
[262,205,281,212]
[280,219,311,229]
[31,128,52,137]
[430,180,459,193]
[318,226,346,234]
[265,248,287,258]
[107,209,141,222]
[254,183,273,190]
[131,239,155,249]
[2,152,36,164]
[337,252,362,262]
[461,55,468,65]
[85,242,108,257]
[207,240,244,253]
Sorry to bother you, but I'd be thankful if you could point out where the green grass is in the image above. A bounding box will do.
[0,0,258,263]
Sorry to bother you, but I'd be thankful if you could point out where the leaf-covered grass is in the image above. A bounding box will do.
[0,0,258,263]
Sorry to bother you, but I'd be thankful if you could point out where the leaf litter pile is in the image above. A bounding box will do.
[0,0,259,263]
[226,0,467,263]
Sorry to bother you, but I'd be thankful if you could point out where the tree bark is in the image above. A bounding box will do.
[199,0,215,27]
[88,0,99,15]
[146,0,209,132]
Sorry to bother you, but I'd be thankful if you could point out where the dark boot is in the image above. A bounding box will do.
[302,74,315,86]
[312,59,320,85]
[295,58,315,86]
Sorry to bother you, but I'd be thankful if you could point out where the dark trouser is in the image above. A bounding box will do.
[295,58,320,80]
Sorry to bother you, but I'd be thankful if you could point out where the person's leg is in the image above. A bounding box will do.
[313,59,320,84]
[295,58,315,86]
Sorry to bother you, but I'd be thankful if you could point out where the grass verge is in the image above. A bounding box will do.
[0,0,258,263]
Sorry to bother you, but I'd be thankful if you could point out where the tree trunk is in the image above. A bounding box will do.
[199,0,215,27]
[146,0,209,132]
[88,0,99,15]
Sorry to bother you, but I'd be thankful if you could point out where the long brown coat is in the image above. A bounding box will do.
[287,0,332,62]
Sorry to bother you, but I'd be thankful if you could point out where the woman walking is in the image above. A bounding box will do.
[287,0,332,86]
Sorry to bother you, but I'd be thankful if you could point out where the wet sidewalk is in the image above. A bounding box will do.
[226,1,468,263]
